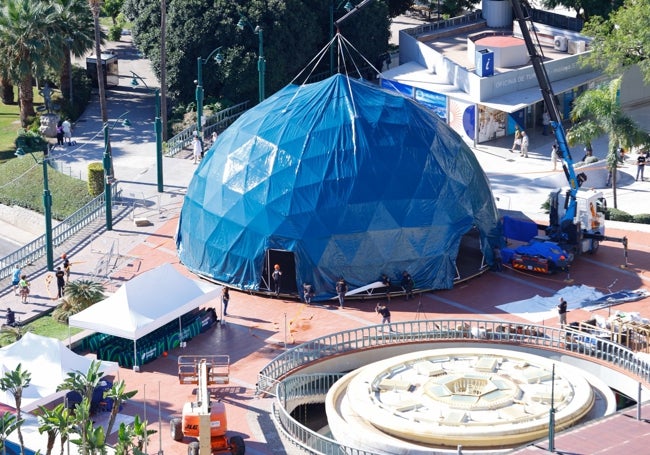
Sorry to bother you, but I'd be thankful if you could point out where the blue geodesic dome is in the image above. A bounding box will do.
[176,74,501,300]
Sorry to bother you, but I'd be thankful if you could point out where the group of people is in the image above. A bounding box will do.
[510,126,529,158]
[56,118,73,146]
[192,131,218,164]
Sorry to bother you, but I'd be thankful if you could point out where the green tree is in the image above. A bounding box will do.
[52,0,97,104]
[37,403,72,455]
[0,0,67,127]
[102,0,124,25]
[581,0,650,84]
[568,77,650,207]
[0,412,22,454]
[124,0,390,106]
[540,0,623,21]
[0,363,31,455]
[103,380,137,436]
[388,0,414,17]
[52,279,105,323]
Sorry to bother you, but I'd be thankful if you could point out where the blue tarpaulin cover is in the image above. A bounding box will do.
[177,75,501,300]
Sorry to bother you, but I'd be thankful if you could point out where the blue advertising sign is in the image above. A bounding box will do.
[415,88,447,120]
[380,79,413,97]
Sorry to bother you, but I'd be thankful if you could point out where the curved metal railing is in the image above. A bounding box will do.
[260,318,650,454]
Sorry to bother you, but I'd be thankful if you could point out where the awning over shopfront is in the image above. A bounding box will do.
[480,71,605,113]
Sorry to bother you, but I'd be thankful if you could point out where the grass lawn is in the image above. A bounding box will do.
[0,315,83,347]
[0,150,94,219]
[0,90,47,157]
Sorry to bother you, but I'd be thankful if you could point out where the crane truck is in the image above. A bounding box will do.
[507,0,627,274]
[170,355,245,455]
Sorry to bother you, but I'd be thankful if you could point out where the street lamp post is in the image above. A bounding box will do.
[102,113,131,231]
[196,47,224,151]
[329,1,355,75]
[15,147,53,271]
[130,71,164,193]
[237,16,265,102]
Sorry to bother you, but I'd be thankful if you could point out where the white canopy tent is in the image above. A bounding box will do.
[68,263,221,367]
[0,332,118,412]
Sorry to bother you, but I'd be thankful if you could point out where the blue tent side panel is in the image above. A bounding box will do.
[177,74,501,300]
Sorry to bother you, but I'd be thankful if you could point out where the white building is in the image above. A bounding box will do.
[381,0,603,144]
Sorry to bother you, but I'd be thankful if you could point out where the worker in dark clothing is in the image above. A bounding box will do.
[5,308,16,327]
[401,271,414,300]
[55,267,66,298]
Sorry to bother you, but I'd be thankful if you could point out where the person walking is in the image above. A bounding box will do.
[557,297,568,327]
[272,264,282,296]
[192,133,202,164]
[55,266,66,298]
[336,277,347,309]
[221,287,230,317]
[11,265,21,295]
[520,131,529,158]
[18,275,30,304]
[551,143,559,171]
[56,121,65,146]
[303,282,314,304]
[376,302,393,331]
[62,118,72,145]
[62,253,71,282]
[636,150,646,181]
[510,126,522,153]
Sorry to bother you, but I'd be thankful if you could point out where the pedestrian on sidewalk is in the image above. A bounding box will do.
[11,265,21,295]
[376,302,393,330]
[510,126,522,153]
[336,277,347,309]
[551,143,559,171]
[18,275,30,304]
[56,121,65,146]
[520,131,529,158]
[636,150,646,181]
[192,132,202,164]
[303,282,314,304]
[62,253,71,282]
[62,118,72,145]
[557,297,568,327]
[55,266,66,298]
[221,286,230,316]
[272,264,282,296]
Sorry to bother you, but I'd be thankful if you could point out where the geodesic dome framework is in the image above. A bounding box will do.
[176,74,501,301]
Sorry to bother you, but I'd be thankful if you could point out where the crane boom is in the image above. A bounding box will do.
[510,0,586,241]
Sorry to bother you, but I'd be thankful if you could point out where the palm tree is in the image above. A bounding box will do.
[569,77,650,208]
[52,279,105,323]
[103,380,137,436]
[0,0,67,127]
[88,0,108,123]
[0,363,32,455]
[37,403,72,455]
[57,360,104,404]
[52,0,96,103]
[0,411,22,453]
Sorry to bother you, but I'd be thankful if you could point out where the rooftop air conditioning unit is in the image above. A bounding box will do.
[554,35,568,52]
[568,40,587,54]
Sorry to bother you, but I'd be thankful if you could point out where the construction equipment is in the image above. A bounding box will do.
[507,0,627,273]
[170,355,245,455]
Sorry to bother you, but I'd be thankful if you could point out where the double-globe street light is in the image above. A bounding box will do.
[237,16,265,103]
[195,47,224,151]
[130,71,164,193]
[103,113,131,231]
[14,147,54,271]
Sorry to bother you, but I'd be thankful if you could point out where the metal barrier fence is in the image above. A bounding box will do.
[166,101,250,157]
[0,185,119,280]
[260,318,650,454]
[402,11,484,37]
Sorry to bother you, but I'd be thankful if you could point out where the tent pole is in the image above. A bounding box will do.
[178,316,183,347]
[133,340,137,371]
